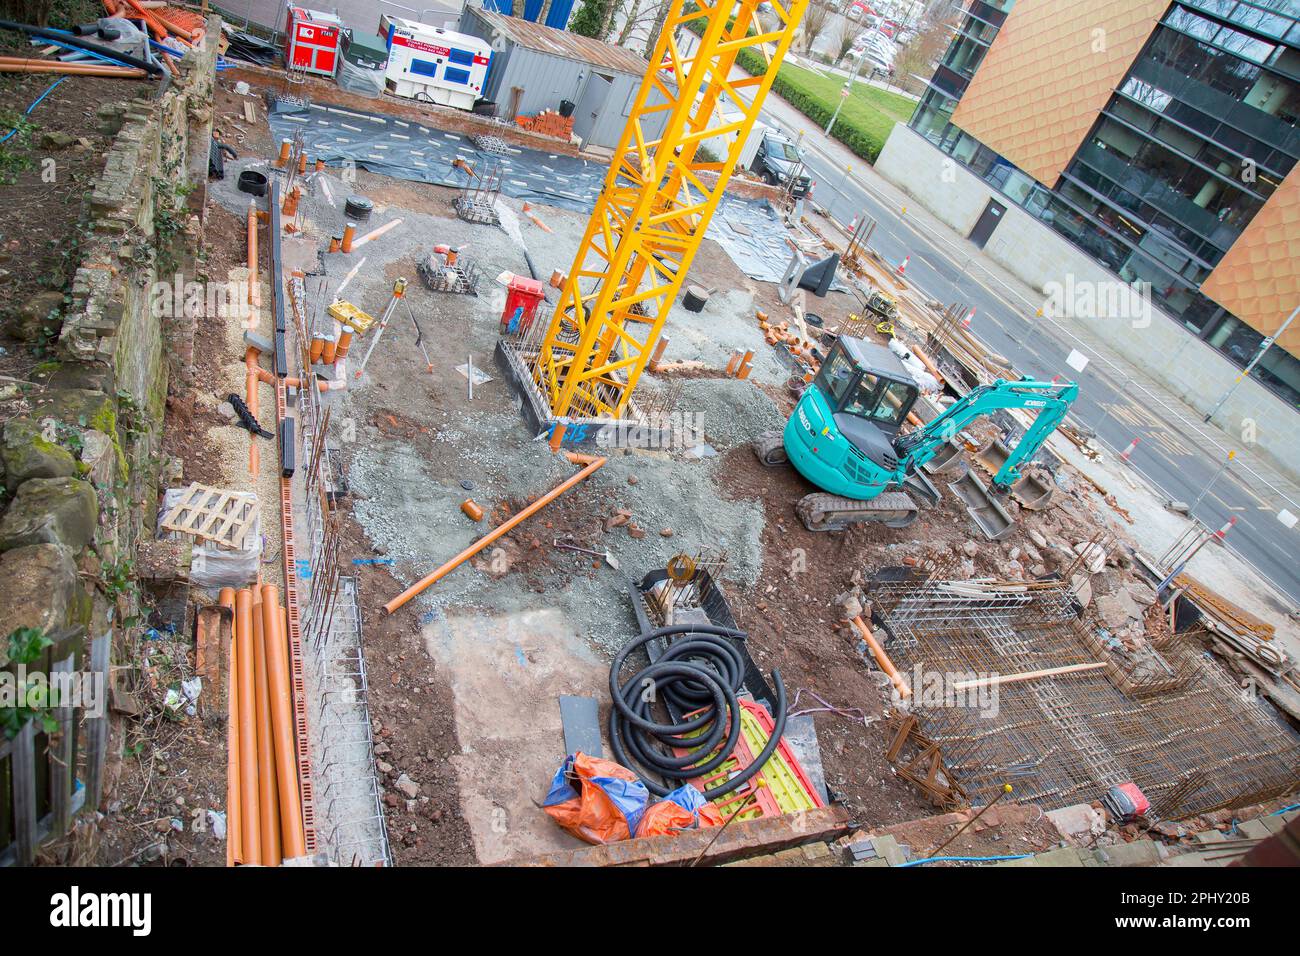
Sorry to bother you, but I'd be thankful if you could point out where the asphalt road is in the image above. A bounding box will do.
[764,113,1300,609]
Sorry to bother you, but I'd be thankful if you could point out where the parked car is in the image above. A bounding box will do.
[845,1,874,22]
[847,30,895,73]
[750,132,811,197]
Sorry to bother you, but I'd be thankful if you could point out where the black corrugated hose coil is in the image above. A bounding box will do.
[608,624,787,799]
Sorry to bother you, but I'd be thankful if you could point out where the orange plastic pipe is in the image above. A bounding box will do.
[909,343,944,385]
[124,0,166,40]
[220,588,241,866]
[850,616,911,699]
[0,61,148,77]
[384,454,606,614]
[341,224,356,254]
[251,591,282,866]
[234,589,262,864]
[335,330,353,359]
[260,585,306,858]
[245,347,261,476]
[247,205,260,308]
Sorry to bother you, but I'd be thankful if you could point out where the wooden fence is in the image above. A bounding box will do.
[0,630,110,866]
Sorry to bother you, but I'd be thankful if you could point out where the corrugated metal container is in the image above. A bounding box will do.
[460,6,668,150]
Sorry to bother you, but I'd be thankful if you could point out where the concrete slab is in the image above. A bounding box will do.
[423,606,610,864]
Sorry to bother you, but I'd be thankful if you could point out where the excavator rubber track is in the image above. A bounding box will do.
[796,491,918,531]
[752,431,789,467]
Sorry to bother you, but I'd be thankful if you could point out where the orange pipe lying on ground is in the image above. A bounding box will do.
[235,589,262,864]
[261,585,306,859]
[247,204,260,309]
[245,348,260,476]
[252,591,282,867]
[350,218,403,249]
[220,588,241,867]
[909,343,944,385]
[850,616,911,699]
[384,453,606,614]
[0,61,147,77]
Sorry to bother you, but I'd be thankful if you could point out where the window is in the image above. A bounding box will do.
[443,66,471,85]
[872,382,916,425]
[409,58,439,78]
[447,47,475,66]
[816,351,856,405]
[844,373,880,417]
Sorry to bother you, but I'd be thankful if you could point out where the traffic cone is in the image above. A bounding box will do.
[961,307,976,328]
[1212,516,1237,541]
[1120,437,1140,462]
[896,255,909,276]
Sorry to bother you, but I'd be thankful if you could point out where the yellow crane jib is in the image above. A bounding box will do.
[530,0,810,420]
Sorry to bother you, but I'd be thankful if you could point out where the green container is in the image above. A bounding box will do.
[343,31,389,70]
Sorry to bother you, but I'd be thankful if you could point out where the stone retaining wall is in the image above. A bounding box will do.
[0,24,217,692]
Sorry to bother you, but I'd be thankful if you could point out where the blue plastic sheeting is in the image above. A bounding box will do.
[544,0,576,29]
[522,0,545,21]
[268,99,795,281]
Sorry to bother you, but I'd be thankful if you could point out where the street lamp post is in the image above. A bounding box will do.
[1204,303,1299,424]
[824,53,866,135]
[1190,449,1235,514]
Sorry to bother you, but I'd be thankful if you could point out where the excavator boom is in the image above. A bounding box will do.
[895,377,1078,488]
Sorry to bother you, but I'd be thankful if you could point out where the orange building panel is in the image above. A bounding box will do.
[950,0,1167,187]
[1202,170,1300,354]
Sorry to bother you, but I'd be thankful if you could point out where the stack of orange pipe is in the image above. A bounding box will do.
[225,583,306,865]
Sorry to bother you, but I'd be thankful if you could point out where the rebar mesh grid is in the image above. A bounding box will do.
[871,566,1300,820]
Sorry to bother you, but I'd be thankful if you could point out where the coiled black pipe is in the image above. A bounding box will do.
[0,20,164,75]
[608,624,788,799]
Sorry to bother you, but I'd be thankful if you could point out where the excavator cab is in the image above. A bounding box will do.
[811,338,918,441]
[754,337,922,514]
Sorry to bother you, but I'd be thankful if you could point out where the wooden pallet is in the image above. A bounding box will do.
[160,484,258,550]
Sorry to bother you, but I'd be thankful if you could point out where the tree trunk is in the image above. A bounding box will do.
[617,0,644,46]
[642,0,669,61]
[598,0,620,42]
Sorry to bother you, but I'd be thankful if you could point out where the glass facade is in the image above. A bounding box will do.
[908,0,1300,408]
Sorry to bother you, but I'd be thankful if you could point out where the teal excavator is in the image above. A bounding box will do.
[754,336,1078,531]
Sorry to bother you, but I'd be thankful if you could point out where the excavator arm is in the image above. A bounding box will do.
[894,377,1078,489]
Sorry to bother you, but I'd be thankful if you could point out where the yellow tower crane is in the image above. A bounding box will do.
[530,0,810,419]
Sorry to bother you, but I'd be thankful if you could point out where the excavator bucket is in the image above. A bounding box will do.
[947,471,1015,541]
[974,438,1056,510]
[921,438,969,478]
[1011,470,1056,511]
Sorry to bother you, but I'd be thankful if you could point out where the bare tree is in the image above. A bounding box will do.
[833,16,861,67]
[801,1,832,55]
[892,18,953,94]
[642,0,671,61]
